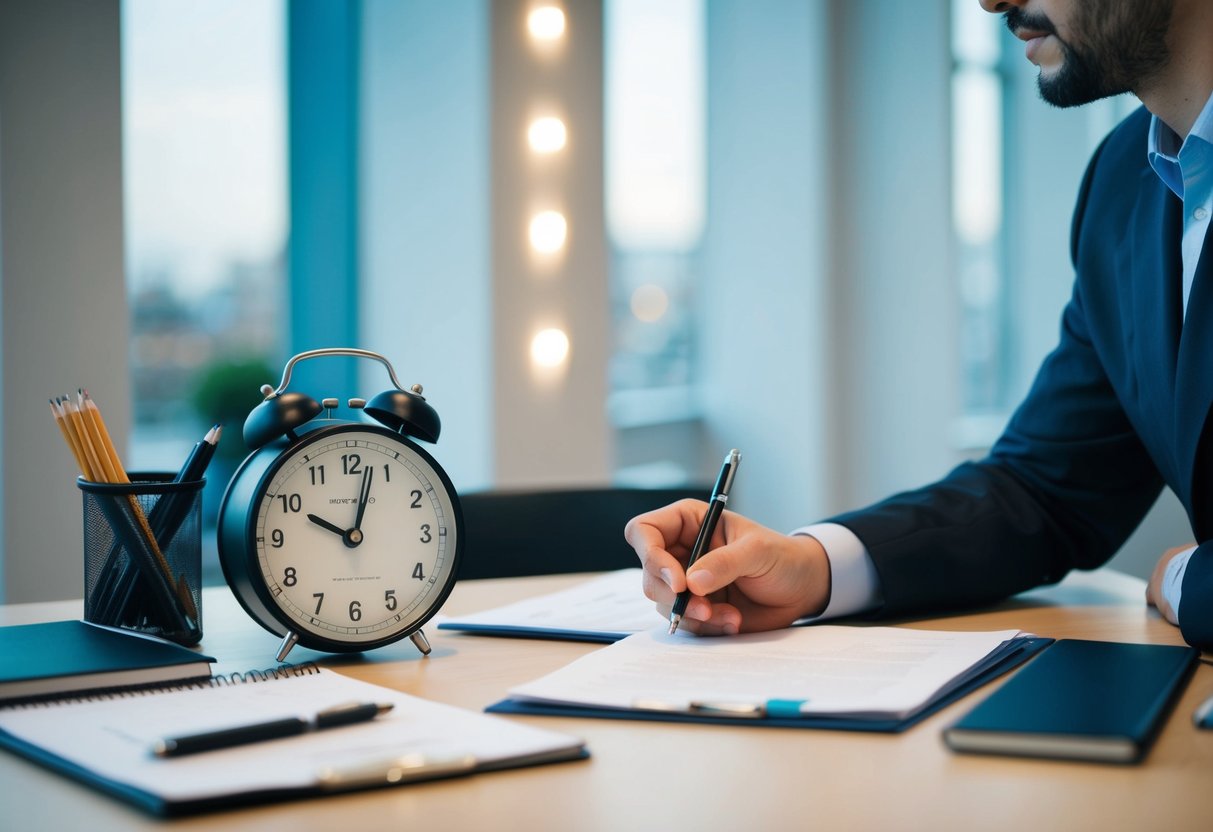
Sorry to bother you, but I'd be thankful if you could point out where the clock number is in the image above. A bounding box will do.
[348,600,362,621]
[382,464,391,483]
[277,493,302,513]
[309,464,325,486]
[384,589,397,611]
[413,563,425,581]
[342,453,362,475]
[420,524,432,544]
[283,567,298,587]
[270,529,284,548]
[312,593,324,614]
[410,489,422,508]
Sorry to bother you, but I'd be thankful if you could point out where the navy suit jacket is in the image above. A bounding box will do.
[831,107,1213,650]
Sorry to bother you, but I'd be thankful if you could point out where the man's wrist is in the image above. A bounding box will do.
[793,533,831,618]
[1160,545,1196,625]
[790,522,882,621]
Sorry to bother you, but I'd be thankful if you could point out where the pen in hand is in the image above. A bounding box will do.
[152,701,393,758]
[668,449,741,635]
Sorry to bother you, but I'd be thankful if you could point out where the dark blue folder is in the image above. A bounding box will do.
[488,635,1053,732]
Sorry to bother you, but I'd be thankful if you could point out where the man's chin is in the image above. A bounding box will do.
[1037,72,1111,108]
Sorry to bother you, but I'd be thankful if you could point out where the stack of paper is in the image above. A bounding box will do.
[492,625,1050,731]
[438,568,658,642]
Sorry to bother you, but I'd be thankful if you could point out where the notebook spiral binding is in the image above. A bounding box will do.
[0,662,320,709]
[212,663,320,686]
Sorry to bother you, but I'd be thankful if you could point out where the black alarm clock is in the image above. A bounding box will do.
[217,348,463,662]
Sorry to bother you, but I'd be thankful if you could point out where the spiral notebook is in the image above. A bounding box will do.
[0,664,587,817]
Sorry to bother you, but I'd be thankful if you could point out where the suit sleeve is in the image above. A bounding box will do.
[827,135,1165,618]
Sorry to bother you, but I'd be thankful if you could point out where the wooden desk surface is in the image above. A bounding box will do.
[1,570,1210,831]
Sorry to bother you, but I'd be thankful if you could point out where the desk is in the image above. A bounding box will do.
[1,570,1209,831]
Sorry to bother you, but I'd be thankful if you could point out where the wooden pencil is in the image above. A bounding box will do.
[79,390,126,484]
[50,399,93,480]
[61,396,107,482]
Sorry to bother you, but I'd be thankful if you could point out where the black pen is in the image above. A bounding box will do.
[152,701,393,758]
[668,449,741,635]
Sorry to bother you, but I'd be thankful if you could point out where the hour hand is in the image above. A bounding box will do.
[307,513,346,538]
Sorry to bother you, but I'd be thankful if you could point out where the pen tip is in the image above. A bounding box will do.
[667,616,680,636]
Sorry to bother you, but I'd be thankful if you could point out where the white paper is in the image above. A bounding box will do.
[0,668,584,803]
[509,625,1023,720]
[440,568,660,636]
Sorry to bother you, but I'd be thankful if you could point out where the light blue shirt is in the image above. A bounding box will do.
[802,90,1213,623]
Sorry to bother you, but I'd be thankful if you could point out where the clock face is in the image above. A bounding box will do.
[247,425,459,647]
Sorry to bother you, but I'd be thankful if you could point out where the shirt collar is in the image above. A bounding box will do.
[1148,89,1213,198]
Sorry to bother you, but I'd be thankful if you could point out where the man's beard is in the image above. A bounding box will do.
[1005,2,1173,108]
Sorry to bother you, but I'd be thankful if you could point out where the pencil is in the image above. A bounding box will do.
[50,399,92,479]
[60,396,107,483]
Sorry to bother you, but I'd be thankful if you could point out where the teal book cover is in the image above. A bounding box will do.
[945,639,1197,763]
[0,620,213,702]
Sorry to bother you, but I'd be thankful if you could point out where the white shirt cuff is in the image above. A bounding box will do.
[1162,545,1195,617]
[790,522,882,621]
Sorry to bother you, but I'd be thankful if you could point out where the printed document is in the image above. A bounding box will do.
[438,568,659,639]
[508,625,1025,720]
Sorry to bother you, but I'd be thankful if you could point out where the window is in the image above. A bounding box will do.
[122,0,286,489]
[604,0,705,412]
[951,0,1008,421]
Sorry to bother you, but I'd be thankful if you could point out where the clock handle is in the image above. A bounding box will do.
[267,348,409,397]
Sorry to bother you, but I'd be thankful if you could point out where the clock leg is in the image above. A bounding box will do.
[409,629,432,656]
[276,630,300,662]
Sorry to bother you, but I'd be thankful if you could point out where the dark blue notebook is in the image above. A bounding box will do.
[944,639,1198,763]
[0,620,214,702]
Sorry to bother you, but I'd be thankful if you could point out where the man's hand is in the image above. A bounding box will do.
[1146,543,1193,626]
[624,499,831,635]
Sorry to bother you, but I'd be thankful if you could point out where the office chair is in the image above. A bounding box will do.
[456,486,709,579]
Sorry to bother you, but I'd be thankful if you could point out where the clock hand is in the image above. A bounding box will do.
[352,465,374,534]
[307,513,346,538]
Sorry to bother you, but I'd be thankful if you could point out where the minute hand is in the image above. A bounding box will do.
[352,465,374,534]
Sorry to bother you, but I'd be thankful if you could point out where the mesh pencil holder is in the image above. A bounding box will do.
[79,473,204,646]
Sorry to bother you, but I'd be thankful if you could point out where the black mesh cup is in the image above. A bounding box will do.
[79,473,204,646]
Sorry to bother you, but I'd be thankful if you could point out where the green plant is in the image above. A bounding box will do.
[190,356,276,463]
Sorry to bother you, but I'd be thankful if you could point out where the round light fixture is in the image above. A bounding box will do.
[530,328,570,368]
[527,6,565,41]
[529,210,568,253]
[528,117,567,154]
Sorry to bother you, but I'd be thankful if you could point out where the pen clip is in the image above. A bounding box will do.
[630,698,766,718]
[315,750,477,790]
[1193,694,1213,727]
[689,700,765,718]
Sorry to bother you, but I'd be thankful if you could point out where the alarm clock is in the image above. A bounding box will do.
[217,348,463,662]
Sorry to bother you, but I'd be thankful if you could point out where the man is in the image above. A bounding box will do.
[626,0,1213,650]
